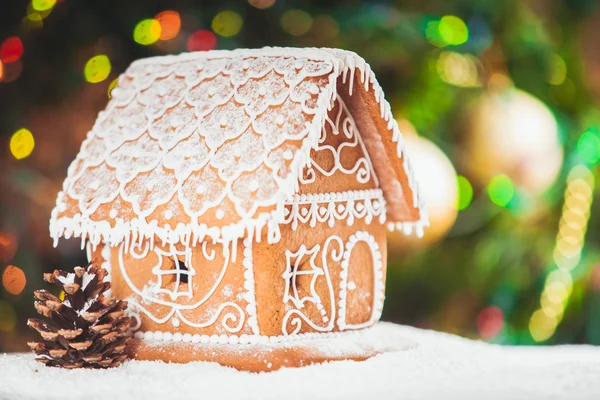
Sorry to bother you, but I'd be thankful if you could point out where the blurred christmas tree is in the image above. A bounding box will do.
[1,0,600,350]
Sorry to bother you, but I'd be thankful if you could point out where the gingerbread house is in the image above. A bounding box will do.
[50,47,427,366]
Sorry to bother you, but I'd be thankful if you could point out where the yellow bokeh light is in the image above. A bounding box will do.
[107,78,119,98]
[547,54,567,86]
[0,60,3,81]
[31,0,56,12]
[281,9,313,36]
[0,300,16,332]
[84,55,111,84]
[134,19,162,45]
[529,309,557,342]
[438,15,469,46]
[437,51,481,87]
[212,10,243,38]
[10,128,35,160]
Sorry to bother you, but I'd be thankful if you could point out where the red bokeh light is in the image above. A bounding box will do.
[476,306,504,339]
[1,37,24,63]
[187,30,217,52]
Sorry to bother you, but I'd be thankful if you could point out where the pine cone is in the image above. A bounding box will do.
[27,260,131,368]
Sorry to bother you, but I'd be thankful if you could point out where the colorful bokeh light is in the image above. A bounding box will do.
[577,128,600,165]
[438,15,469,45]
[487,175,514,207]
[547,54,567,86]
[0,60,3,81]
[212,10,244,38]
[456,175,473,210]
[476,306,504,339]
[0,232,17,262]
[248,0,275,9]
[187,30,217,52]
[281,10,313,36]
[156,10,181,41]
[1,37,24,64]
[134,19,162,45]
[31,0,56,12]
[10,128,35,160]
[0,301,16,332]
[107,78,119,98]
[84,55,111,84]
[2,265,26,296]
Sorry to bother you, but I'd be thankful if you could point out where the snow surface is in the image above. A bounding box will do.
[2,322,600,400]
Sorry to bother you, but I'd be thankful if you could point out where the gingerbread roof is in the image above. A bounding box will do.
[50,47,427,249]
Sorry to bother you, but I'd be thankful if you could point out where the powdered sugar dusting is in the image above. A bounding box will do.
[5,323,600,399]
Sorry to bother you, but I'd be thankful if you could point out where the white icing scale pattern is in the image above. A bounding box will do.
[50,48,427,249]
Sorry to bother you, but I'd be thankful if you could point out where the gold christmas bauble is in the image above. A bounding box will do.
[461,87,563,194]
[389,125,458,248]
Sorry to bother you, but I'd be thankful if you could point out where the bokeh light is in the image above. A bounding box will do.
[84,55,111,84]
[212,10,243,38]
[2,265,26,296]
[477,306,504,339]
[31,0,56,12]
[1,60,23,82]
[281,10,313,36]
[156,10,181,41]
[248,0,275,9]
[577,128,600,165]
[456,175,473,210]
[529,309,557,342]
[0,301,16,332]
[1,37,24,64]
[0,232,17,262]
[134,19,162,45]
[0,60,3,81]
[311,15,340,41]
[530,165,594,342]
[437,51,481,87]
[547,54,567,86]
[438,15,469,45]
[487,175,514,207]
[187,30,217,52]
[107,78,119,98]
[10,128,35,160]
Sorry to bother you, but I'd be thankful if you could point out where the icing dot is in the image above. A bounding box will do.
[283,150,294,160]
[216,209,225,220]
[276,115,285,126]
[196,184,206,194]
[219,117,228,127]
[171,317,180,327]
[164,210,173,220]
[109,209,117,219]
